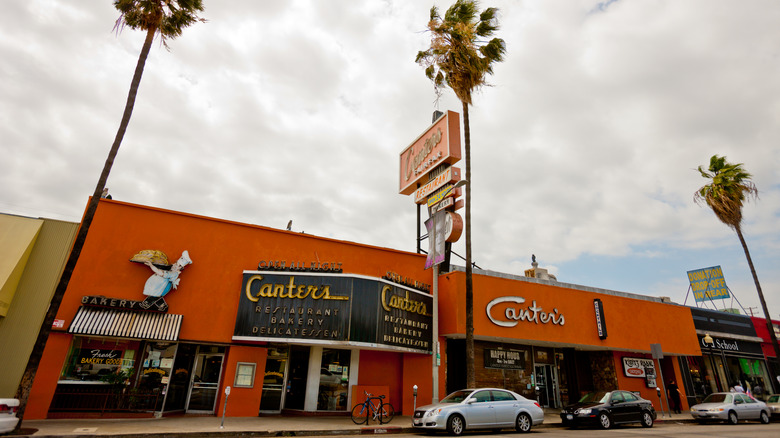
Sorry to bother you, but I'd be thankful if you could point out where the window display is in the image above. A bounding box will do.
[317,349,350,411]
[59,337,138,383]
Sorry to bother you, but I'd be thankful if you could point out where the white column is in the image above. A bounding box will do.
[304,346,323,411]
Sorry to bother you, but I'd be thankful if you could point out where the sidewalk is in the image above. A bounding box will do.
[14,409,694,437]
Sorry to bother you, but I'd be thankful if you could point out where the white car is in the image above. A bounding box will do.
[0,399,20,434]
[690,392,770,424]
[412,388,544,435]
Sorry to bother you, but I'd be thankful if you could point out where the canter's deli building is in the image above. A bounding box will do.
[24,200,703,418]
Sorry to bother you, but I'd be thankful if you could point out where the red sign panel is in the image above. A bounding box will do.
[399,111,462,195]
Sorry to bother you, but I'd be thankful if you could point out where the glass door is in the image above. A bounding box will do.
[259,346,289,413]
[186,352,224,413]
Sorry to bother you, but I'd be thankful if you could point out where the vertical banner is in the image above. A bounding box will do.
[594,299,607,339]
[424,211,446,269]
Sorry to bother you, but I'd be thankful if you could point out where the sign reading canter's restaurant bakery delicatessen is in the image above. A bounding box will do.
[232,271,433,354]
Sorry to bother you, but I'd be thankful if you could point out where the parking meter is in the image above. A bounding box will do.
[413,385,418,412]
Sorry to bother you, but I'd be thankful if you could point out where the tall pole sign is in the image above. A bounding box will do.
[399,110,465,404]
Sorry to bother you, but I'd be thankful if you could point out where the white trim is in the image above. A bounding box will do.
[230,336,430,355]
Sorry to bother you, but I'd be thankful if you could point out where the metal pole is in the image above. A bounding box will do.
[432,210,439,403]
[220,386,230,429]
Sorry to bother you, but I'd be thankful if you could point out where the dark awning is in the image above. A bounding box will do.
[67,306,182,341]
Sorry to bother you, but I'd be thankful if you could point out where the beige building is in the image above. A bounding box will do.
[0,213,77,397]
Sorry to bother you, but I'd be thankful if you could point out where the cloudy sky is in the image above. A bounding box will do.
[2,0,779,317]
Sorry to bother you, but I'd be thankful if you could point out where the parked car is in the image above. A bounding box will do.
[690,392,771,424]
[560,390,655,429]
[412,388,544,435]
[766,394,780,418]
[0,398,20,434]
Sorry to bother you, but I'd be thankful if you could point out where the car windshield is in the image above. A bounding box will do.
[702,393,731,404]
[441,390,473,403]
[767,395,779,403]
[578,392,610,403]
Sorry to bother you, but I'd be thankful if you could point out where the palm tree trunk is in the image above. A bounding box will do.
[13,26,156,427]
[735,226,780,387]
[462,101,475,389]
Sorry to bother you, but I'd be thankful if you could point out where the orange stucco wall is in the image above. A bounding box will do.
[220,345,268,417]
[29,199,433,417]
[26,332,71,419]
[401,352,434,415]
[438,271,701,356]
[53,200,430,343]
[613,352,690,412]
[356,350,403,409]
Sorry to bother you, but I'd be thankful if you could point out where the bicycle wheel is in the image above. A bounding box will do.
[378,402,395,424]
[351,403,369,425]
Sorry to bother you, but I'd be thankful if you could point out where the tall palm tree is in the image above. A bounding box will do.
[13,0,205,425]
[416,0,505,389]
[694,154,780,385]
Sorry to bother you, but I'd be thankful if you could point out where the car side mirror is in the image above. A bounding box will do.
[734,400,741,405]
[466,399,476,404]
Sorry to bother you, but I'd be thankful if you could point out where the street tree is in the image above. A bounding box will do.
[14,0,205,426]
[416,0,505,389]
[694,154,780,384]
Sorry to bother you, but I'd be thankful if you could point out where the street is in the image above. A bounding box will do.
[378,422,780,438]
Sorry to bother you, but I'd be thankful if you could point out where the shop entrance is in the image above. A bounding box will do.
[185,351,224,413]
[259,345,289,413]
[534,364,558,408]
[283,346,310,410]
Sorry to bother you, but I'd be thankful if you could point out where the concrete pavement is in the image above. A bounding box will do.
[13,409,695,437]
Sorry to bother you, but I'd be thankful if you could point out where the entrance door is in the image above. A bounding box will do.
[186,353,224,413]
[259,346,289,413]
[534,364,557,408]
[283,346,310,410]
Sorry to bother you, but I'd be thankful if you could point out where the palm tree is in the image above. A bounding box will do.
[13,0,205,425]
[416,0,505,389]
[694,154,780,386]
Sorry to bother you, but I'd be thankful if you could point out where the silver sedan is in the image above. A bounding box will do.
[412,388,544,435]
[690,392,771,424]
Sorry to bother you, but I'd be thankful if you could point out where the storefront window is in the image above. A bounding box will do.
[685,356,713,402]
[725,356,772,400]
[138,342,177,391]
[701,353,727,393]
[59,337,139,383]
[317,349,350,411]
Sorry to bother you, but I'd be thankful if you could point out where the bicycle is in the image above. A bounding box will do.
[351,391,394,425]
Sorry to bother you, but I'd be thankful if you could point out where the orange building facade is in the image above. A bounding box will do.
[26,199,704,419]
[26,200,434,419]
[435,269,702,413]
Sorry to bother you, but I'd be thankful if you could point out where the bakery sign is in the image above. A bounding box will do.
[622,357,655,378]
[233,271,432,354]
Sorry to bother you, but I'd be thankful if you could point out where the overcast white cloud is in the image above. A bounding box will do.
[2,0,779,317]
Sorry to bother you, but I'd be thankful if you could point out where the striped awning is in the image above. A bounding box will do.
[68,306,183,341]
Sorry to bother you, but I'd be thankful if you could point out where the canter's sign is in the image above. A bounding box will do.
[399,111,462,195]
[687,266,730,302]
[414,166,461,204]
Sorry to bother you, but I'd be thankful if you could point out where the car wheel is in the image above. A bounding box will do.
[760,411,770,424]
[447,415,465,436]
[598,412,612,429]
[515,412,532,433]
[641,410,654,428]
[727,410,738,425]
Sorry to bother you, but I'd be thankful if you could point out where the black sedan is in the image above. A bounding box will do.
[560,390,656,429]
